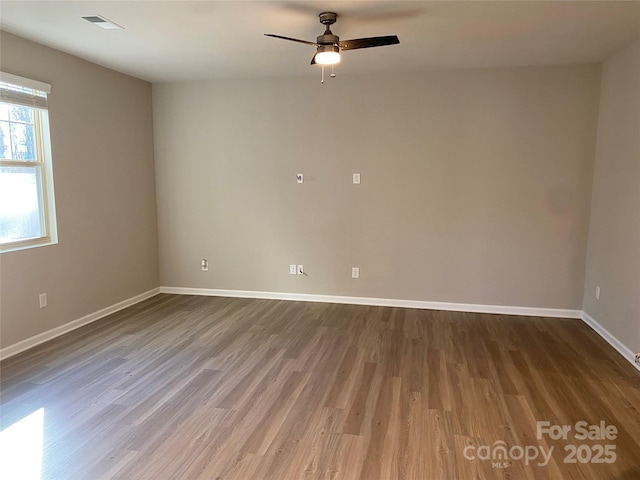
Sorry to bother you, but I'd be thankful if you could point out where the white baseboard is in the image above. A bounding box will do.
[160,286,581,319]
[0,287,161,361]
[581,311,640,372]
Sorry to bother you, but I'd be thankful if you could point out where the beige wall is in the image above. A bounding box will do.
[153,65,601,309]
[0,32,159,349]
[583,39,640,353]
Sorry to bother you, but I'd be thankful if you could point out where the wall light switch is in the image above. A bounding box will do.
[201,259,209,271]
[352,267,360,278]
[298,265,304,275]
[296,173,304,183]
[353,173,361,184]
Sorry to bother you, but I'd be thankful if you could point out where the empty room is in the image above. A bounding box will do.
[1,1,639,479]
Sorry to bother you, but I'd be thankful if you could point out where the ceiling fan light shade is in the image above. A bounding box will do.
[316,51,340,65]
[315,45,341,65]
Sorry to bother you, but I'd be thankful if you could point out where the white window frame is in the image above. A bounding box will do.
[0,72,57,253]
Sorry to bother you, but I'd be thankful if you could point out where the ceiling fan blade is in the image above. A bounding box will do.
[339,35,399,51]
[310,54,317,65]
[264,34,318,47]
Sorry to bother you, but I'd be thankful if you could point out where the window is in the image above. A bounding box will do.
[0,72,57,252]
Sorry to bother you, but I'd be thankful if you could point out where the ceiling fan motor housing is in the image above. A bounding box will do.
[317,33,339,45]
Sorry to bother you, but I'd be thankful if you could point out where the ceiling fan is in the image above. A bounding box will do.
[265,11,399,81]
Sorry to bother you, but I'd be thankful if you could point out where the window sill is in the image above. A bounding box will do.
[0,237,58,254]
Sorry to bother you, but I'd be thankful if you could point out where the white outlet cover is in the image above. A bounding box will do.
[290,264,297,275]
[352,267,360,278]
[353,173,361,184]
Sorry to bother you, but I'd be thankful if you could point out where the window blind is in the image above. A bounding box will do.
[0,72,51,110]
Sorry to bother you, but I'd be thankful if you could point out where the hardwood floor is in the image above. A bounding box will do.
[1,294,639,479]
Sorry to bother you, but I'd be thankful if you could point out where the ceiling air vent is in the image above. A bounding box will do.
[82,15,123,30]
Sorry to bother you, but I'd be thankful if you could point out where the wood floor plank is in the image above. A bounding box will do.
[293,407,344,479]
[342,361,379,436]
[1,294,639,479]
[359,375,397,480]
[241,370,309,455]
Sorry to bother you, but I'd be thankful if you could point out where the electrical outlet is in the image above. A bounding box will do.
[297,265,304,275]
[290,264,297,275]
[635,353,640,366]
[596,285,600,300]
[201,259,209,271]
[352,267,360,279]
[353,173,361,184]
[39,293,47,308]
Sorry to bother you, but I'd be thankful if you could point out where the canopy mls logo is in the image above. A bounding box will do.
[463,440,553,468]
[463,420,618,469]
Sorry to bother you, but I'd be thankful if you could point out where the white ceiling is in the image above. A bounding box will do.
[1,1,639,83]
